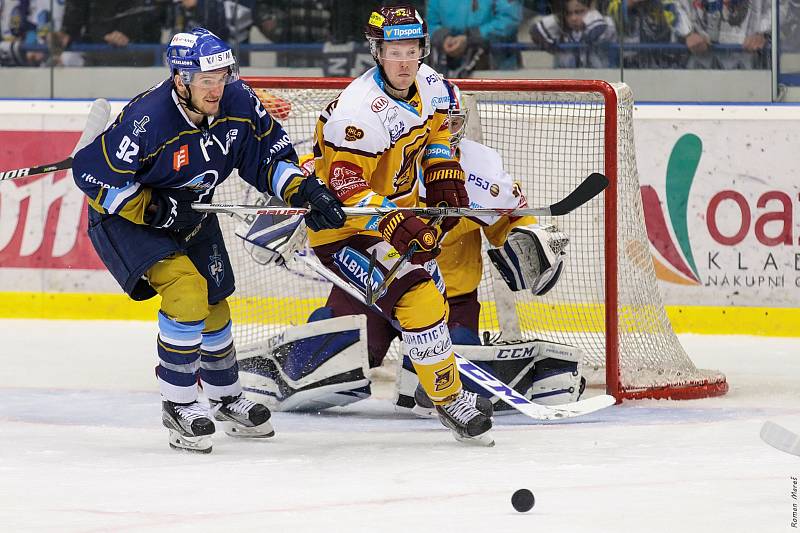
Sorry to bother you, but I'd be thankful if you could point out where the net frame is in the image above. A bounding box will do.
[235,76,728,402]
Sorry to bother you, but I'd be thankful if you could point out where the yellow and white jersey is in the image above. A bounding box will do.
[421,139,535,298]
[309,63,456,247]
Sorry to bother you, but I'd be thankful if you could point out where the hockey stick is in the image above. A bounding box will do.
[365,215,444,306]
[295,252,616,421]
[0,98,111,182]
[192,172,610,218]
[760,421,800,457]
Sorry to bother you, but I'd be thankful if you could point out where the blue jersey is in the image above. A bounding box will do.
[73,79,303,219]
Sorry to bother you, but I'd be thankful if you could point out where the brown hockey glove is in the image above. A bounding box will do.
[378,209,440,265]
[423,162,468,232]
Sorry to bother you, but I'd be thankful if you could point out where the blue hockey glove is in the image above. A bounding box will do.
[290,176,346,231]
[144,188,205,231]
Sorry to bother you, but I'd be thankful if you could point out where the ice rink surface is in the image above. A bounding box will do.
[0,320,798,532]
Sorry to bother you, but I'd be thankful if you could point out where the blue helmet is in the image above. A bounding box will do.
[166,28,239,86]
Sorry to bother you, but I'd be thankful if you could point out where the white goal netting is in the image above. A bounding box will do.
[214,78,727,401]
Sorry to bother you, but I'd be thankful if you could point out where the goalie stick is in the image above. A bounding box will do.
[193,172,610,219]
[0,98,111,183]
[295,252,616,421]
[760,421,800,457]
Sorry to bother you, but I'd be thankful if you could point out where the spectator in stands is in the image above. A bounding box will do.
[56,0,164,66]
[530,0,617,68]
[167,0,230,43]
[679,0,770,69]
[780,0,800,53]
[607,0,691,68]
[256,0,334,68]
[428,0,523,77]
[0,0,64,66]
[167,0,256,66]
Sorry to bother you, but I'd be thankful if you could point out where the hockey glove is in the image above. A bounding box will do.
[144,188,205,231]
[423,162,469,233]
[290,176,346,231]
[378,209,440,265]
[488,224,568,295]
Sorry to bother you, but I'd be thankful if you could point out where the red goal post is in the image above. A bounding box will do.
[226,76,728,402]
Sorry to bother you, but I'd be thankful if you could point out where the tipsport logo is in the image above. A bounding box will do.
[640,134,703,285]
[383,24,423,39]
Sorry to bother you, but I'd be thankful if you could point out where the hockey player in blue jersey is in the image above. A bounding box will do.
[72,28,346,453]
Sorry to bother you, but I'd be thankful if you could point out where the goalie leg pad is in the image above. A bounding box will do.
[325,288,400,368]
[528,341,586,405]
[237,315,372,412]
[397,339,586,413]
[487,223,568,295]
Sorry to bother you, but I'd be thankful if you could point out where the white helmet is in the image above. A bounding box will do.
[444,79,468,151]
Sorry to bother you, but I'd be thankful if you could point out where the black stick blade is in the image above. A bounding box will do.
[548,172,609,216]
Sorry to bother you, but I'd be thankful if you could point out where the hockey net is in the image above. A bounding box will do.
[214,77,727,401]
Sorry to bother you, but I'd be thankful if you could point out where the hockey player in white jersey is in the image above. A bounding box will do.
[304,5,495,445]
[236,79,586,431]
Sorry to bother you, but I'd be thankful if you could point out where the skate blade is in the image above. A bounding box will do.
[218,420,275,439]
[453,430,495,447]
[168,430,213,453]
[411,404,437,418]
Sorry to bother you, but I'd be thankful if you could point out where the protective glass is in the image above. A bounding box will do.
[182,64,240,89]
[373,39,430,61]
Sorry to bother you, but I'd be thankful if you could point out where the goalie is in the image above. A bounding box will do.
[237,73,586,435]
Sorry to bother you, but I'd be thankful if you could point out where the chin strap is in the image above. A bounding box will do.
[172,78,203,115]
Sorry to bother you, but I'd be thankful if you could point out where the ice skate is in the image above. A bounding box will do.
[210,394,275,438]
[162,400,215,453]
[413,383,493,419]
[436,389,495,446]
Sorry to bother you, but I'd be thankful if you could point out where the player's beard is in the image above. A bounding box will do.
[196,93,221,115]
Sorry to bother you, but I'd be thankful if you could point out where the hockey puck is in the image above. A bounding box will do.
[511,488,535,512]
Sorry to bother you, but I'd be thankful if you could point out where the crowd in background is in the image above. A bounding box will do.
[0,0,795,72]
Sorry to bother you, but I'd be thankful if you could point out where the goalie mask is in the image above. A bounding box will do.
[443,79,468,152]
[488,224,569,296]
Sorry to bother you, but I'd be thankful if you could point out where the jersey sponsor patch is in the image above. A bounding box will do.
[371,96,389,113]
[431,95,449,107]
[401,321,453,363]
[170,33,198,47]
[423,144,450,161]
[333,246,386,298]
[298,154,315,176]
[425,73,441,85]
[199,49,234,71]
[344,126,365,142]
[173,144,189,171]
[389,122,405,143]
[329,161,369,201]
